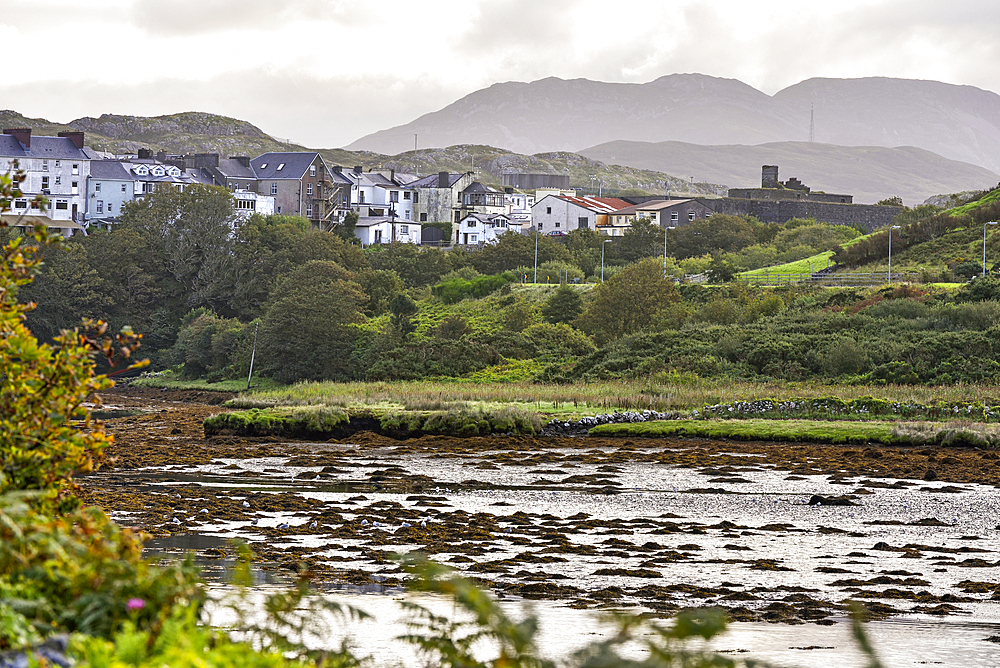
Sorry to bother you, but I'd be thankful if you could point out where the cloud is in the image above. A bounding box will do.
[128,0,367,36]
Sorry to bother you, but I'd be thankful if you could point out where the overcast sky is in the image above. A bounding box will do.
[6,0,1000,148]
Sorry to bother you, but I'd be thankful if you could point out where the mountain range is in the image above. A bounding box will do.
[348,74,1000,176]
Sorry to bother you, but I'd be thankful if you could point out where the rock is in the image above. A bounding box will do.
[808,494,856,506]
[923,469,938,481]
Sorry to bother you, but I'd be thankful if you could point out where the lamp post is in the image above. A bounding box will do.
[887,225,901,283]
[984,222,998,278]
[601,238,613,282]
[663,225,676,279]
[533,228,539,283]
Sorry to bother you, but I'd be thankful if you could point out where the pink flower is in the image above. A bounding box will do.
[126,598,145,611]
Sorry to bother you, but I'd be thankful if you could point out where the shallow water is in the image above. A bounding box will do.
[113,437,1000,666]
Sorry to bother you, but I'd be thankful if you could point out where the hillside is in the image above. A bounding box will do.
[347,74,1000,175]
[579,140,1000,205]
[364,145,724,196]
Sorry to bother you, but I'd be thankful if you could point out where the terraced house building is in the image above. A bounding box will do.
[250,152,352,229]
[0,127,95,235]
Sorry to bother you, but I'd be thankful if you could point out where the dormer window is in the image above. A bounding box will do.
[277,163,285,171]
[135,165,148,176]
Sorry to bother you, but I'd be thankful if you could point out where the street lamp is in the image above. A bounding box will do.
[663,225,676,279]
[533,228,539,283]
[601,238,613,282]
[984,221,998,278]
[887,225,901,283]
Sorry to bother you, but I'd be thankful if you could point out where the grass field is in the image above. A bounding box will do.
[588,418,900,443]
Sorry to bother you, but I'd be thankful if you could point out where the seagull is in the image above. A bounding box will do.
[309,521,318,529]
[373,521,383,527]
[242,500,250,508]
[171,517,181,525]
[420,520,427,528]
[401,522,411,528]
[199,509,209,514]
[277,521,290,529]
[251,518,259,526]
[361,519,369,525]
[176,494,182,499]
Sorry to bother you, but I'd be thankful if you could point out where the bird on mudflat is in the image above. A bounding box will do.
[277,521,290,529]
[242,500,251,508]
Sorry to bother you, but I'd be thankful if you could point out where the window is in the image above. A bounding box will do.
[420,213,427,222]
[55,200,68,210]
[41,176,49,190]
[309,165,316,176]
[121,184,127,193]
[109,203,115,214]
[358,191,365,203]
[413,192,419,203]
[71,181,78,195]
[670,212,679,222]
[546,207,551,214]
[54,160,60,167]
[271,183,277,195]
[688,212,696,221]
[403,191,411,200]
[390,191,399,203]
[400,225,408,234]
[470,234,477,243]
[555,222,561,228]
[454,211,461,223]
[55,176,61,185]
[95,182,101,192]
[260,163,267,169]
[578,216,589,229]
[307,183,313,196]
[306,203,313,217]
[277,163,285,171]
[72,164,78,175]
[14,200,26,209]
[277,206,281,213]
[538,223,543,230]
[42,160,48,171]
[468,219,477,227]
[96,200,103,213]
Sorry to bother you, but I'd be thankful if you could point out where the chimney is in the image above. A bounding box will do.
[4,128,31,148]
[194,153,219,168]
[762,165,779,188]
[438,171,449,188]
[156,150,167,163]
[353,165,362,175]
[138,148,152,160]
[230,156,251,168]
[331,165,342,173]
[58,130,85,149]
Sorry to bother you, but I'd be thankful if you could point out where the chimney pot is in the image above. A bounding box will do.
[57,130,84,149]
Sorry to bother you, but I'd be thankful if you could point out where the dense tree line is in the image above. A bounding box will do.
[16,185,996,386]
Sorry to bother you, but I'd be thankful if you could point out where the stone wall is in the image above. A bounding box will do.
[726,188,853,204]
[699,197,902,232]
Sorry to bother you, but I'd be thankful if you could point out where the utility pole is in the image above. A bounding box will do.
[246,322,259,391]
[809,103,815,143]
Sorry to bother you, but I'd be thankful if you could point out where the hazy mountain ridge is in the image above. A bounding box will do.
[348,74,1000,175]
[580,140,1000,205]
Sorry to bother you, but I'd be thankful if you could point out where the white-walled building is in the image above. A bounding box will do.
[505,192,534,227]
[456,213,516,245]
[233,189,275,217]
[530,195,630,235]
[354,216,421,245]
[87,159,134,224]
[0,128,94,235]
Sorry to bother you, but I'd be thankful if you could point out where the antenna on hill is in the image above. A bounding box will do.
[809,103,815,143]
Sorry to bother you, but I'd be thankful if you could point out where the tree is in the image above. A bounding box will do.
[389,292,418,336]
[609,218,663,265]
[256,261,368,383]
[542,284,584,324]
[366,242,453,287]
[335,210,359,243]
[576,257,680,345]
[470,231,571,276]
[671,214,760,259]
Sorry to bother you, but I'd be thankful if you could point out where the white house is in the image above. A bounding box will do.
[0,127,94,235]
[354,216,421,245]
[456,213,516,245]
[505,192,534,227]
[233,189,275,218]
[341,168,414,221]
[530,194,630,235]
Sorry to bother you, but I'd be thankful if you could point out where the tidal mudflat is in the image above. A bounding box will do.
[78,387,1000,665]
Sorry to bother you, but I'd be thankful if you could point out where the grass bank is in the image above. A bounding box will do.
[589,418,1000,447]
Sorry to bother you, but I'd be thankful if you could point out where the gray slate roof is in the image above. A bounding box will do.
[407,173,465,189]
[252,152,320,180]
[0,135,91,160]
[90,160,132,180]
[216,158,256,179]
